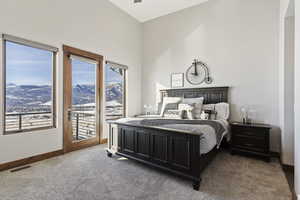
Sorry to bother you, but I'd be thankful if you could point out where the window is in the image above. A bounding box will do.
[105,61,127,120]
[2,35,57,133]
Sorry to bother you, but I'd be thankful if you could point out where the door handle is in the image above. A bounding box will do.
[67,108,72,121]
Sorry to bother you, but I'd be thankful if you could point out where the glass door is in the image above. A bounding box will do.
[63,45,103,152]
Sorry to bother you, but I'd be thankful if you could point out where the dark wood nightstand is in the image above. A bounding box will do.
[230,122,272,162]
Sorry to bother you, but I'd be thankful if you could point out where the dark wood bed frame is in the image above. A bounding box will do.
[111,87,229,190]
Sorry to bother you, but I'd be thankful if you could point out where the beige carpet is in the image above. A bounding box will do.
[0,145,292,200]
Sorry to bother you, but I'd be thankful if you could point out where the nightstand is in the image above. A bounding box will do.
[230,122,272,162]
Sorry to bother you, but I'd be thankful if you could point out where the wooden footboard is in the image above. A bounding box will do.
[114,124,218,190]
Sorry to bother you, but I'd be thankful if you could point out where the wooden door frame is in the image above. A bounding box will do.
[63,45,103,153]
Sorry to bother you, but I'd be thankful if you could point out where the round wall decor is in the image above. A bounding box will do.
[186,59,212,85]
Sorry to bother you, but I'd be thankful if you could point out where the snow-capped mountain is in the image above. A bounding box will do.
[106,82,122,102]
[6,82,123,113]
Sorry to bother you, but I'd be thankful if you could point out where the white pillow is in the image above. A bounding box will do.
[160,97,182,116]
[182,97,204,119]
[202,103,230,120]
[182,97,204,105]
[215,103,230,120]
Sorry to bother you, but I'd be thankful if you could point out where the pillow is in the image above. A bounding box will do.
[160,97,182,116]
[215,103,230,120]
[182,97,204,119]
[182,97,204,105]
[202,103,230,120]
[157,102,163,115]
[202,104,215,111]
[163,109,184,119]
[202,104,217,120]
[178,103,195,119]
[200,111,209,120]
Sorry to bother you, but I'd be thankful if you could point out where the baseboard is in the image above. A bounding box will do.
[100,138,108,144]
[0,150,64,172]
[270,151,280,158]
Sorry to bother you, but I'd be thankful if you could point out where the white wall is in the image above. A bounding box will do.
[294,0,300,197]
[0,0,142,164]
[279,0,289,166]
[279,0,295,166]
[283,16,295,166]
[142,0,281,152]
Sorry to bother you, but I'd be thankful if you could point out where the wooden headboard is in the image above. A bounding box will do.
[160,87,229,104]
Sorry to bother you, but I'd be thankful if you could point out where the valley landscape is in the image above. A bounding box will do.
[5,82,124,132]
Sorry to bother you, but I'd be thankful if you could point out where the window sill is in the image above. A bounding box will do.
[3,126,57,135]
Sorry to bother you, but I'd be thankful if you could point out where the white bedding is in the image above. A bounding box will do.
[198,119,229,154]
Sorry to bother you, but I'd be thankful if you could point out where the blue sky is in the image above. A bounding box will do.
[105,64,123,83]
[6,41,122,85]
[72,59,96,85]
[6,41,52,85]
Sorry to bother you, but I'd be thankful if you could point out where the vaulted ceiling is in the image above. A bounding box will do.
[109,0,209,22]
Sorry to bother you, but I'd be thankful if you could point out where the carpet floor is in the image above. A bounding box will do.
[0,145,292,200]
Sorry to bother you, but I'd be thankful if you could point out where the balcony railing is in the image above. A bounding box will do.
[5,107,124,137]
[71,112,96,140]
[5,111,53,132]
[105,105,124,120]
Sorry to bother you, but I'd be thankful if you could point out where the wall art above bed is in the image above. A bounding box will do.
[170,73,184,88]
[186,59,213,85]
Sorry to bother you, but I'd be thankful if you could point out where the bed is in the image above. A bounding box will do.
[107,87,229,190]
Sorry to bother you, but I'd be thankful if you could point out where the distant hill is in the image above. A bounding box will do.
[6,84,52,112]
[6,82,123,113]
[105,82,122,102]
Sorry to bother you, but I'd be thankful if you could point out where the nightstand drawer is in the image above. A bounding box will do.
[233,136,266,152]
[232,127,265,139]
[230,122,271,161]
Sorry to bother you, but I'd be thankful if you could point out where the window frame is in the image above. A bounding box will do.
[105,60,127,120]
[1,34,58,134]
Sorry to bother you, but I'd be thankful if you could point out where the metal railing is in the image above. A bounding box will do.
[5,111,53,132]
[105,105,124,120]
[71,112,96,140]
[5,106,125,135]
[105,114,124,120]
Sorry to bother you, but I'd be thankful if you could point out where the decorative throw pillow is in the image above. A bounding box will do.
[182,97,204,119]
[200,111,210,120]
[178,103,195,119]
[192,102,203,119]
[215,103,230,120]
[163,109,184,119]
[202,104,217,120]
[160,97,182,116]
[202,103,230,120]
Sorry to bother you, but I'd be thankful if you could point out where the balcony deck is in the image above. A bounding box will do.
[5,106,124,140]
